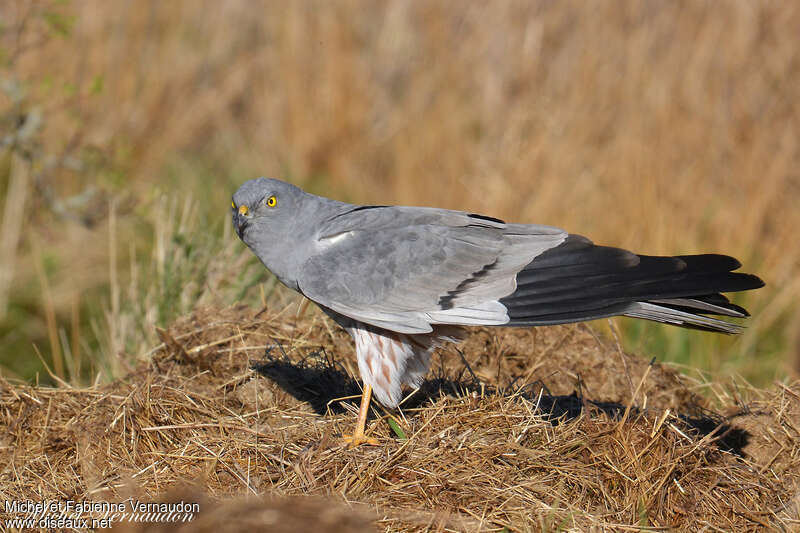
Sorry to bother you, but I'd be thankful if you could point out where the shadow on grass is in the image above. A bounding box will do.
[252,346,750,456]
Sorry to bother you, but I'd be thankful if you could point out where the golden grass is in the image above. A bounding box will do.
[1,0,798,385]
[4,4,799,531]
[1,305,798,531]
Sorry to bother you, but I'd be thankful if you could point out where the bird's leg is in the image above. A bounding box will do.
[342,383,380,447]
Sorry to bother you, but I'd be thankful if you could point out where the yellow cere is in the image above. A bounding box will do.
[238,205,249,215]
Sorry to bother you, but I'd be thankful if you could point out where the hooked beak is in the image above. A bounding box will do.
[233,211,250,240]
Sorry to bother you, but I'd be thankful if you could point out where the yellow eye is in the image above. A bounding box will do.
[266,195,277,207]
[231,200,235,209]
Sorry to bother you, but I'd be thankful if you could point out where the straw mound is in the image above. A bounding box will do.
[2,305,799,531]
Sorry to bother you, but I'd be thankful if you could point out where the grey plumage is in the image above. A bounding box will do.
[232,177,764,408]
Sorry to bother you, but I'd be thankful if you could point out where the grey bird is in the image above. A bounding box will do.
[232,177,764,445]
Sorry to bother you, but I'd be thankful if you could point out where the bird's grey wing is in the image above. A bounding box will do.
[298,206,567,333]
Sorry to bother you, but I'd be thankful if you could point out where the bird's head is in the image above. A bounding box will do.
[231,177,305,245]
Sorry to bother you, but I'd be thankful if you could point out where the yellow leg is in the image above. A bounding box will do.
[342,384,380,447]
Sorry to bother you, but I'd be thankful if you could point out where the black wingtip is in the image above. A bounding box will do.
[500,236,765,332]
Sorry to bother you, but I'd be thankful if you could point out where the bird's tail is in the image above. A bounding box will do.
[499,235,764,333]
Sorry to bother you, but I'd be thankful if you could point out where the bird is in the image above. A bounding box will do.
[231,177,764,445]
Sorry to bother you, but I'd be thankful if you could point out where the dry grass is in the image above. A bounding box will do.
[1,0,798,386]
[3,3,800,531]
[2,305,798,531]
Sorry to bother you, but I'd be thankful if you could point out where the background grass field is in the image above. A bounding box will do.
[1,0,798,388]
